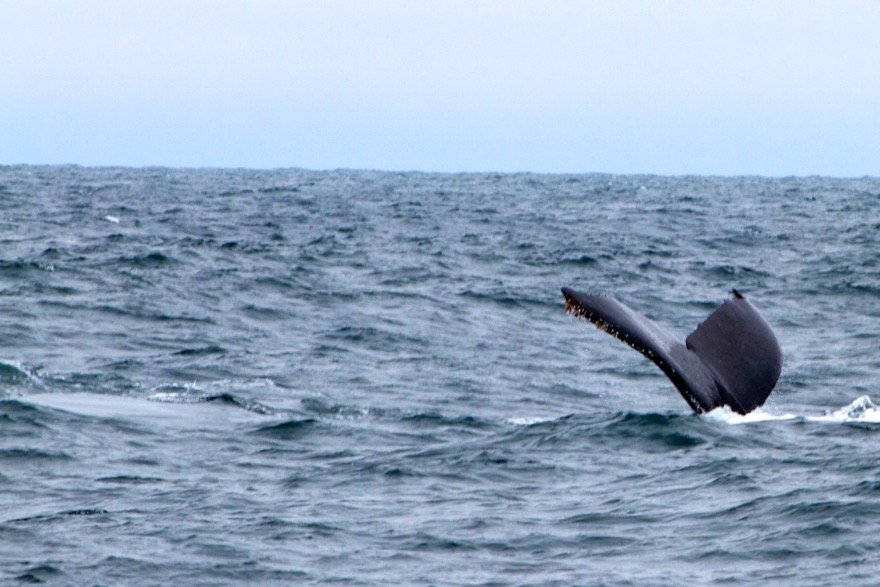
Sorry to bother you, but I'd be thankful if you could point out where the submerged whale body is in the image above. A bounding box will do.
[562,288,782,415]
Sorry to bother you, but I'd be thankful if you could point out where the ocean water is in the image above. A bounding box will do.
[1,166,879,586]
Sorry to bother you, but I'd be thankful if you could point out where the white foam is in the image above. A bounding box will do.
[507,416,556,426]
[703,405,797,425]
[146,381,206,402]
[704,396,880,426]
[148,391,199,404]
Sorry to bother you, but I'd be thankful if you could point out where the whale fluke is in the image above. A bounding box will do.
[561,287,782,414]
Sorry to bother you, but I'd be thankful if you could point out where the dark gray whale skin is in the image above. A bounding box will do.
[562,288,782,415]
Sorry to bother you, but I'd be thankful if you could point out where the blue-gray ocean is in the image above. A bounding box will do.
[1,166,879,586]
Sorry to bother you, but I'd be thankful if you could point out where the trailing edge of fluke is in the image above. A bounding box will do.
[561,287,782,415]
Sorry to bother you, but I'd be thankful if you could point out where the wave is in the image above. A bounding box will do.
[251,418,321,439]
[501,397,880,451]
[147,386,277,415]
[11,391,274,430]
[0,361,41,387]
[113,251,178,269]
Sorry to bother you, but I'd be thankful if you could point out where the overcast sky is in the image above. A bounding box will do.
[2,1,878,175]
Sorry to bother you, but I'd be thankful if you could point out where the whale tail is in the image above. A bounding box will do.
[562,287,782,415]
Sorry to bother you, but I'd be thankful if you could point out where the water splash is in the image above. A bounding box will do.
[703,405,796,425]
[812,395,880,423]
[705,396,880,425]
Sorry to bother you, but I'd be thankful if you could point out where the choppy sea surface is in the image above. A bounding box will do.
[1,166,879,586]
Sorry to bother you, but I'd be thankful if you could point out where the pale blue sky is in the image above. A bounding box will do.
[2,1,878,175]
